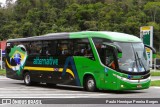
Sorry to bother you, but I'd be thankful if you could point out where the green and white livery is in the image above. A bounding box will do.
[5,31,156,91]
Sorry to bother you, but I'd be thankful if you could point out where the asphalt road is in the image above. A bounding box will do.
[0,76,160,106]
[0,76,160,99]
[151,76,160,81]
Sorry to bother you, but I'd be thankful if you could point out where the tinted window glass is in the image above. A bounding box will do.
[41,41,57,56]
[30,41,42,55]
[73,38,94,60]
[57,40,73,56]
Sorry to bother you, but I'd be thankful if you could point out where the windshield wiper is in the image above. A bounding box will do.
[135,52,146,72]
[132,49,139,72]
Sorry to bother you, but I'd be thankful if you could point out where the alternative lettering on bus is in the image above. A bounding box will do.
[33,57,58,65]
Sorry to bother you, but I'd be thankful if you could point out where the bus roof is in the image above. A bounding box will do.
[70,31,142,42]
[7,33,69,42]
[7,31,142,42]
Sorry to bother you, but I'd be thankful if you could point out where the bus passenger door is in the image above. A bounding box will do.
[102,45,119,90]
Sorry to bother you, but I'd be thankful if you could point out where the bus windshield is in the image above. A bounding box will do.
[114,42,149,72]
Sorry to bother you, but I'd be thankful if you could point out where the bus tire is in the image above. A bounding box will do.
[84,76,97,92]
[24,72,33,86]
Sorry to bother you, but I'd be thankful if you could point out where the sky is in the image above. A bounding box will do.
[0,0,7,4]
[0,0,16,5]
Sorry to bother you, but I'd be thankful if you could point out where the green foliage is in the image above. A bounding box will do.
[151,71,160,76]
[151,80,160,86]
[156,52,160,58]
[0,0,160,52]
[144,2,160,22]
[0,69,6,76]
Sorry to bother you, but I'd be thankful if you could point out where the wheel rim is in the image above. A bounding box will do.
[25,74,30,84]
[87,79,94,90]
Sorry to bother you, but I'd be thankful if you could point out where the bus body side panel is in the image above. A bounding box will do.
[24,55,79,85]
[5,42,80,85]
[5,64,23,80]
[72,37,106,89]
[5,43,27,80]
[73,57,104,89]
[6,42,89,86]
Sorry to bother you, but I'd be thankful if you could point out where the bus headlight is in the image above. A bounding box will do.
[121,85,124,88]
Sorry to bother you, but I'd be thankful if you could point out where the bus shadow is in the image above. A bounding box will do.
[99,90,146,94]
[14,82,84,92]
[13,82,146,94]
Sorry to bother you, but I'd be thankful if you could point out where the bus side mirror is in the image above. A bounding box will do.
[118,52,122,58]
[144,45,156,58]
[115,45,122,58]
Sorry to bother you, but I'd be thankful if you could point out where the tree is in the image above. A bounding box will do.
[144,2,160,22]
[0,0,160,51]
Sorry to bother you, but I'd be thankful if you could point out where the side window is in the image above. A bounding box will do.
[30,41,42,55]
[20,42,31,54]
[6,42,30,55]
[41,41,57,56]
[73,38,94,60]
[92,38,111,55]
[105,46,116,70]
[6,42,12,55]
[92,38,117,70]
[57,40,73,56]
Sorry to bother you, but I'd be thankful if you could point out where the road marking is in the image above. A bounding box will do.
[0,76,7,78]
[151,86,160,89]
[0,93,110,98]
[0,77,17,80]
[0,86,82,91]
[0,80,15,81]
[0,85,112,98]
[0,77,8,80]
[0,86,110,92]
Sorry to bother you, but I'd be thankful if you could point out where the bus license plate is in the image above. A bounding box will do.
[137,84,142,88]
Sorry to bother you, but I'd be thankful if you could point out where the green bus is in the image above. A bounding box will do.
[5,31,156,91]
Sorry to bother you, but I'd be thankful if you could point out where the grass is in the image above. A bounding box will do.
[151,70,160,76]
[0,69,6,76]
[151,80,160,86]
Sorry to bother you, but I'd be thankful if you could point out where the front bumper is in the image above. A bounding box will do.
[113,74,151,90]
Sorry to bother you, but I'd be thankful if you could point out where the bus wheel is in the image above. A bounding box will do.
[24,72,32,86]
[85,76,97,92]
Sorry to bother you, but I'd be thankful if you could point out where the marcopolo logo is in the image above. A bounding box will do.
[33,57,58,65]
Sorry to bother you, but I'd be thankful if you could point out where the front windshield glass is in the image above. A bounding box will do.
[115,42,149,72]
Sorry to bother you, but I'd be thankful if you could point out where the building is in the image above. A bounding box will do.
[0,40,6,57]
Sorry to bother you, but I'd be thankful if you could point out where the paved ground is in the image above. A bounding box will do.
[151,76,160,81]
[0,76,160,98]
[0,76,160,106]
